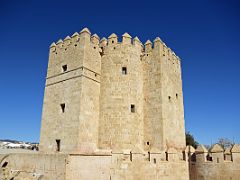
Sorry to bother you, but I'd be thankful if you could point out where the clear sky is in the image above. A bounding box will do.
[0,0,239,145]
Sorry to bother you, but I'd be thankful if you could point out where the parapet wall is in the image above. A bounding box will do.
[0,147,189,180]
[0,152,68,179]
[185,144,240,180]
[65,147,189,180]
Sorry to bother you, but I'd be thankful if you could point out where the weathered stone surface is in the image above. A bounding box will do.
[2,28,239,180]
[189,144,240,180]
[210,144,224,153]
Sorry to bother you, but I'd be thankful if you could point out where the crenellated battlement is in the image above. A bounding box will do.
[49,27,180,62]
[185,144,240,163]
[186,144,240,179]
[111,146,187,165]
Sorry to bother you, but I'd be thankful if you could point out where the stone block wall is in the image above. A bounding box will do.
[142,37,185,152]
[65,147,188,180]
[39,28,101,154]
[40,28,186,154]
[0,152,68,179]
[186,144,240,180]
[98,33,144,150]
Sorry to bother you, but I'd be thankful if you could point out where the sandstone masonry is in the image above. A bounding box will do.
[39,27,186,154]
[1,27,239,180]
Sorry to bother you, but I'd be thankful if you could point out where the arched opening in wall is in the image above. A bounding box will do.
[10,178,14,180]
[112,40,114,44]
[130,152,132,161]
[176,93,178,99]
[146,142,150,146]
[168,96,171,101]
[1,161,8,168]
[148,152,150,161]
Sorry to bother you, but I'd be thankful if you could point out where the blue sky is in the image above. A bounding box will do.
[0,0,239,145]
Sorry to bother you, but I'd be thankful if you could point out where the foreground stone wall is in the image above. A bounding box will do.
[65,154,112,180]
[110,149,188,180]
[0,149,189,180]
[0,152,68,179]
[65,149,188,180]
[2,144,240,179]
[186,144,240,180]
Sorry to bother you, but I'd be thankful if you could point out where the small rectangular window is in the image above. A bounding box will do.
[56,139,60,152]
[62,65,67,72]
[131,104,135,113]
[122,67,127,75]
[153,158,157,164]
[60,103,65,113]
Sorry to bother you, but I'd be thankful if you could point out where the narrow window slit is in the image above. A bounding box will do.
[131,104,135,113]
[2,162,8,168]
[153,158,157,164]
[122,67,127,75]
[56,139,61,152]
[60,103,65,113]
[62,65,67,72]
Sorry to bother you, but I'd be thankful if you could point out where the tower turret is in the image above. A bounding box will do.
[39,27,101,153]
[98,32,144,150]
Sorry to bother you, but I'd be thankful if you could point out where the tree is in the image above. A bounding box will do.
[186,132,198,148]
[216,138,233,149]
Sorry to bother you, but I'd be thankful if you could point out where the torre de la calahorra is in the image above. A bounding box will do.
[1,27,240,180]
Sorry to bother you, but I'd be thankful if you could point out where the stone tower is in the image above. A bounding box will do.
[39,27,186,154]
[39,28,101,153]
[142,38,186,151]
[98,33,144,150]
